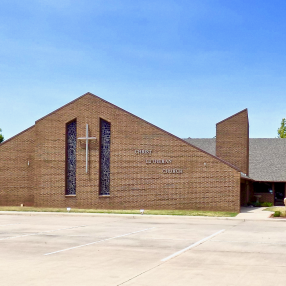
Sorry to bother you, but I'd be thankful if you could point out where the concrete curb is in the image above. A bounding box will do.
[0,211,283,222]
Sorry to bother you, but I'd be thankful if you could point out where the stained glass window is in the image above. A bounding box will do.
[100,119,111,195]
[66,120,77,195]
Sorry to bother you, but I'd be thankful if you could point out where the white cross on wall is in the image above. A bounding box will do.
[78,124,97,173]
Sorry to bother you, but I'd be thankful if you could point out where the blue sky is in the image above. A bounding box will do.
[1,0,286,140]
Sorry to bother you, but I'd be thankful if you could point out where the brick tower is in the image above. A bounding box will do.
[216,109,249,175]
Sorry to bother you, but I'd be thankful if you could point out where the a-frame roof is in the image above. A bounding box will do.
[1,92,240,172]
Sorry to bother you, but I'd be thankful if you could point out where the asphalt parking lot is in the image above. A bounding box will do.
[1,213,286,286]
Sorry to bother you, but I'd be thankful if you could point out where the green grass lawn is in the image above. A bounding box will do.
[0,206,238,217]
[264,206,286,217]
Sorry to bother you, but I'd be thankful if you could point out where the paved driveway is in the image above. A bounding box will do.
[0,213,285,286]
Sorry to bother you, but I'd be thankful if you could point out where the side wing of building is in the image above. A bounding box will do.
[0,126,35,206]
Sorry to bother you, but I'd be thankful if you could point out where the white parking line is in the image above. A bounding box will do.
[212,240,286,245]
[0,225,88,241]
[44,227,156,256]
[161,229,225,262]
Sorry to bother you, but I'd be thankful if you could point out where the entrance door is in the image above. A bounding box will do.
[274,183,285,206]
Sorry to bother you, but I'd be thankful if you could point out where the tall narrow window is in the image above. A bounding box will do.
[66,120,77,195]
[100,119,111,195]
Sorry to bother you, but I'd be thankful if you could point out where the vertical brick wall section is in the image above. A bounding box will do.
[216,109,249,175]
[0,127,35,206]
[0,93,241,212]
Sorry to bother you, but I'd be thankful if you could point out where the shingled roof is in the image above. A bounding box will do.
[184,138,286,182]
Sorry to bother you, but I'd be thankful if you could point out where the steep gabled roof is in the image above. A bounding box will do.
[0,92,240,172]
[36,92,91,123]
[34,92,241,172]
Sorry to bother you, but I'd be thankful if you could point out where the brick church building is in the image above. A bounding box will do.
[0,92,284,212]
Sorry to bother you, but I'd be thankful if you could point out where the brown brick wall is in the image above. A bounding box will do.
[0,127,35,206]
[216,109,249,175]
[0,93,242,212]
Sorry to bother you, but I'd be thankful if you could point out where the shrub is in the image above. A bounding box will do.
[253,202,262,207]
[261,202,273,207]
[274,211,281,217]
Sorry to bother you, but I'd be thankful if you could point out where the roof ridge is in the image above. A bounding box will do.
[36,92,92,123]
[2,92,242,172]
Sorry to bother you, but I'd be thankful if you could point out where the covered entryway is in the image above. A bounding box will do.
[274,182,285,206]
[252,182,274,205]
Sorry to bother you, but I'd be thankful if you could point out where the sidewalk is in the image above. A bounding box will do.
[235,207,274,220]
[0,207,280,221]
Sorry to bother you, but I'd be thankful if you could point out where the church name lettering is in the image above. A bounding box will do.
[134,149,183,174]
[163,169,183,174]
[135,150,152,154]
[146,159,172,164]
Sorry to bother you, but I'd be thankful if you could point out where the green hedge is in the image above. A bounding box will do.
[261,202,273,207]
[250,202,273,207]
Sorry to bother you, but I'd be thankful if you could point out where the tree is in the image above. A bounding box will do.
[277,118,286,138]
[0,128,3,143]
